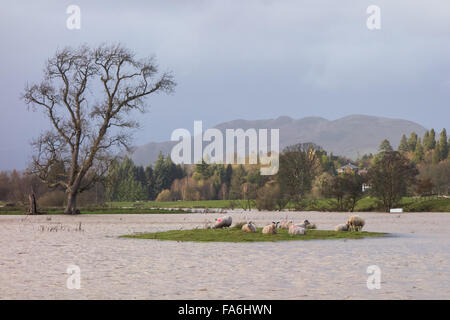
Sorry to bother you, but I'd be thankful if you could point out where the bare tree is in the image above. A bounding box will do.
[23,44,175,214]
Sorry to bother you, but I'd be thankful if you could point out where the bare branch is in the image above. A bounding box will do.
[23,43,175,213]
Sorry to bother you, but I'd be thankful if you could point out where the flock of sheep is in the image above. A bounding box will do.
[334,215,365,232]
[212,215,366,235]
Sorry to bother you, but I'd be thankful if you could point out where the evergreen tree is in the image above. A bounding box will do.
[398,134,409,152]
[144,165,155,200]
[413,138,424,163]
[213,164,226,182]
[163,155,176,185]
[105,160,120,201]
[432,143,442,165]
[423,131,430,150]
[211,164,225,193]
[225,164,233,187]
[424,129,436,151]
[379,139,393,153]
[194,159,211,180]
[105,157,147,201]
[439,128,448,160]
[153,154,184,197]
[430,129,437,149]
[153,153,167,196]
[407,132,418,152]
[117,176,146,201]
[229,165,246,200]
[134,166,147,187]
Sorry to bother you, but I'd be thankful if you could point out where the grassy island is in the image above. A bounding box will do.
[122,227,387,242]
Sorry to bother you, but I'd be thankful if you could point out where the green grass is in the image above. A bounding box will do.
[354,197,380,211]
[2,196,448,215]
[122,227,387,242]
[403,198,450,212]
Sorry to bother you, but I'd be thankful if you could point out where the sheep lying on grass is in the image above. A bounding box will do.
[262,222,279,234]
[241,221,257,233]
[288,224,306,235]
[213,215,232,229]
[335,222,350,232]
[279,220,293,229]
[348,215,365,231]
[297,220,311,229]
[306,223,317,230]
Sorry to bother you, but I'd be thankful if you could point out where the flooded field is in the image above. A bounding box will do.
[1,211,449,299]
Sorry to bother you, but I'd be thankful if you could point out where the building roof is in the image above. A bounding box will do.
[339,163,359,170]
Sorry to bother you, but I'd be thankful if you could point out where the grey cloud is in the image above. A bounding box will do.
[0,0,449,169]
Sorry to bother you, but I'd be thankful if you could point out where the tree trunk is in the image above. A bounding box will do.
[65,191,80,214]
[28,193,38,215]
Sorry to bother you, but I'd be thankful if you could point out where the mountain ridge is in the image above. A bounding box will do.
[129,114,427,166]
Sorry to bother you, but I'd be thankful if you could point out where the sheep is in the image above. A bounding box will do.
[241,221,257,233]
[288,224,306,235]
[306,223,317,230]
[213,215,232,229]
[262,221,279,234]
[279,220,293,229]
[296,219,311,229]
[348,215,365,231]
[335,222,350,232]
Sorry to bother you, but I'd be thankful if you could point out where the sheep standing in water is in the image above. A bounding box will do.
[288,224,306,235]
[241,221,257,233]
[335,222,350,232]
[262,222,279,234]
[348,215,365,231]
[213,216,232,229]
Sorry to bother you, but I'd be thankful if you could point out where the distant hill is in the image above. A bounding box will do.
[129,114,427,166]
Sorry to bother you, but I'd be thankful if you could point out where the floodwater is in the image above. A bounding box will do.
[1,211,449,299]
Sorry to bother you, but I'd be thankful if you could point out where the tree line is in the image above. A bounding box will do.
[397,128,449,164]
[1,130,448,213]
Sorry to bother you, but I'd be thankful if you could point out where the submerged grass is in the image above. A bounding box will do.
[122,227,387,242]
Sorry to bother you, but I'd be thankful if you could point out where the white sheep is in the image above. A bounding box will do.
[335,222,350,232]
[241,221,257,233]
[348,215,365,231]
[296,219,311,229]
[306,223,317,230]
[262,221,279,234]
[279,220,293,229]
[213,215,232,229]
[288,224,306,235]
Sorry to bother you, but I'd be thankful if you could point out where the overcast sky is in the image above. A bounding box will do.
[1,0,450,170]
